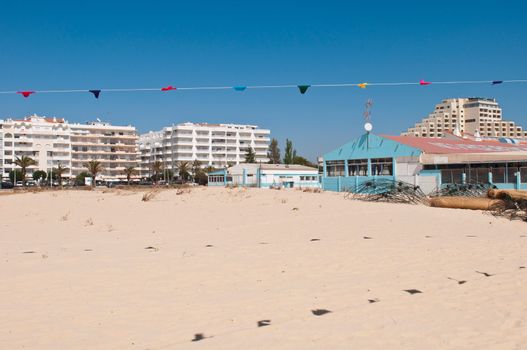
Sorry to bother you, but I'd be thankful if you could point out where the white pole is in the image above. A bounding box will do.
[50,150,53,188]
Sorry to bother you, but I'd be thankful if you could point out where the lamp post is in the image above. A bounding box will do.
[49,150,53,188]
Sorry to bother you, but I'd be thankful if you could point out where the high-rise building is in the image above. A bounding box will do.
[139,122,271,177]
[69,121,139,179]
[401,98,527,139]
[0,115,139,181]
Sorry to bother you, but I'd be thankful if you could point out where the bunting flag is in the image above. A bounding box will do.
[2,79,527,100]
[17,91,35,98]
[297,85,310,94]
[89,89,101,99]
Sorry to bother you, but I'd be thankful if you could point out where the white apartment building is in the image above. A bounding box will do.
[139,122,271,177]
[69,121,139,180]
[0,115,139,181]
[402,98,527,139]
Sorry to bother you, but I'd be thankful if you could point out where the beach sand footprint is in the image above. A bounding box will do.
[191,333,208,342]
[447,277,467,285]
[403,289,422,295]
[312,309,331,316]
[257,320,271,327]
[476,271,494,277]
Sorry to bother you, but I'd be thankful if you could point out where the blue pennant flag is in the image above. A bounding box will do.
[89,90,101,98]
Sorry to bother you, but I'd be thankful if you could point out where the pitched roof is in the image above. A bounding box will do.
[383,135,527,154]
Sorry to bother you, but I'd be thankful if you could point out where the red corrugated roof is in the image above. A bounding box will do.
[382,135,527,154]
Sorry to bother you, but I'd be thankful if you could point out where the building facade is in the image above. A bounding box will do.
[402,98,527,139]
[139,122,270,177]
[69,121,139,180]
[0,115,139,181]
[208,163,320,188]
[322,133,527,194]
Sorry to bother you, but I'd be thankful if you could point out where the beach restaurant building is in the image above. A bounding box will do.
[322,133,527,194]
[208,163,320,188]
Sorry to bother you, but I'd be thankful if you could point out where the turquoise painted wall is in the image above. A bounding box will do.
[322,134,422,192]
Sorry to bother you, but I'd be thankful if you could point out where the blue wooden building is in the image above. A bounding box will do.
[322,133,527,193]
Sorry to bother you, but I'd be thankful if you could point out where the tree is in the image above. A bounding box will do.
[203,166,216,174]
[283,139,296,165]
[122,166,137,185]
[292,155,316,168]
[14,155,37,186]
[176,161,190,182]
[9,169,23,184]
[191,160,202,179]
[75,172,90,186]
[267,138,281,164]
[53,164,70,187]
[33,170,47,183]
[245,147,256,163]
[150,161,163,184]
[84,160,104,187]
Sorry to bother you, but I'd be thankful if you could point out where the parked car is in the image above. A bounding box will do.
[0,182,14,189]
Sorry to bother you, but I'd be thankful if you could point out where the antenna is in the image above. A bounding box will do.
[363,99,373,133]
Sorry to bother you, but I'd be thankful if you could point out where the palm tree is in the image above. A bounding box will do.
[122,166,136,185]
[14,155,37,187]
[176,161,190,182]
[53,164,70,187]
[203,166,216,174]
[151,161,163,184]
[83,160,104,188]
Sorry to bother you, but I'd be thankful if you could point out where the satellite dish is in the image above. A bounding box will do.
[364,122,373,132]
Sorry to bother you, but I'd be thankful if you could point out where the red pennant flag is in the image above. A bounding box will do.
[161,85,177,91]
[17,91,35,98]
[419,80,431,86]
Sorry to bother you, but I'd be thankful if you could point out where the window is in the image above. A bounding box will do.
[347,159,368,176]
[326,160,345,177]
[371,158,393,176]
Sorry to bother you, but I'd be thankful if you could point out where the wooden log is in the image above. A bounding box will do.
[488,189,527,201]
[429,196,505,211]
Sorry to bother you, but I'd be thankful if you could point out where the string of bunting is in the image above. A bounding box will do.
[1,79,526,99]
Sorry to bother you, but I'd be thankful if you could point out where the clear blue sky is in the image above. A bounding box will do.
[1,0,526,160]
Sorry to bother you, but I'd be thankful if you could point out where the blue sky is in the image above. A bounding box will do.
[1,1,526,160]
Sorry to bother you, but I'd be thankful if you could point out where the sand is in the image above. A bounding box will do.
[1,187,526,349]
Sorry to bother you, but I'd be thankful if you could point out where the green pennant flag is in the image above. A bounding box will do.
[297,85,310,94]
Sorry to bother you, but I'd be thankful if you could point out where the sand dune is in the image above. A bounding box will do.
[1,187,526,349]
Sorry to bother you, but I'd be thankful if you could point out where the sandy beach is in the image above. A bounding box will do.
[1,187,526,349]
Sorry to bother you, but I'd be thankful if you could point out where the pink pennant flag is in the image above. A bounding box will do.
[17,91,35,98]
[161,85,177,91]
[419,79,431,86]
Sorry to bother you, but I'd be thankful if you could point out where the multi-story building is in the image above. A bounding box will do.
[0,115,139,181]
[69,121,139,179]
[0,115,72,180]
[402,98,527,139]
[139,122,271,177]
